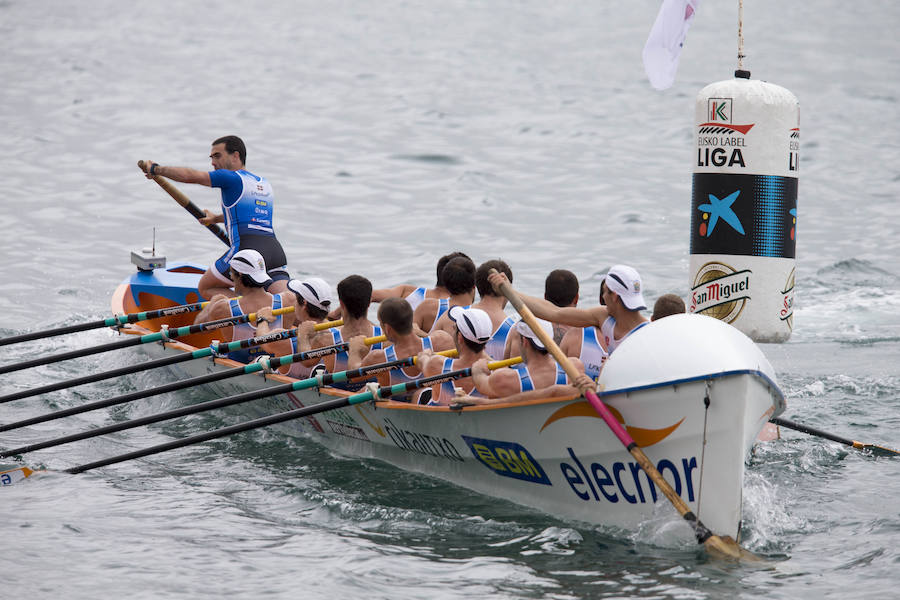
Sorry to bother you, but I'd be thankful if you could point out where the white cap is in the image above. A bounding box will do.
[448,306,493,343]
[515,318,553,349]
[605,265,647,311]
[287,277,333,311]
[229,249,271,285]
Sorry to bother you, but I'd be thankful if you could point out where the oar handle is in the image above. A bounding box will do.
[138,160,230,246]
[491,269,751,560]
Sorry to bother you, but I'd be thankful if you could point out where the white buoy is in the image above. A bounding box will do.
[688,72,798,342]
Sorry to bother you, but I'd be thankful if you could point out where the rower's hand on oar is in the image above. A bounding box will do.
[255,307,276,333]
[573,373,597,396]
[297,320,316,340]
[487,271,511,293]
[415,348,434,370]
[347,335,369,369]
[198,209,220,226]
[140,159,157,179]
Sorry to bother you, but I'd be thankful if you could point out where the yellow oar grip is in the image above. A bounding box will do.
[363,334,388,345]
[488,356,523,369]
[246,305,296,323]
[314,319,343,331]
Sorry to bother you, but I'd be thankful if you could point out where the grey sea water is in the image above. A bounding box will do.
[1,1,899,598]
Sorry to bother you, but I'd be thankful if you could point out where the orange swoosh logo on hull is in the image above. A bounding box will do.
[540,400,684,447]
[356,405,386,437]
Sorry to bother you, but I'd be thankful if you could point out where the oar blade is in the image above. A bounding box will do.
[861,443,900,458]
[0,466,37,486]
[703,535,764,562]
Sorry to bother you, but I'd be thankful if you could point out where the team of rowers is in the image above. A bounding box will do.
[192,249,686,406]
[141,135,685,405]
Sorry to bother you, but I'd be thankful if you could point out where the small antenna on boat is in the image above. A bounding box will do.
[130,228,167,272]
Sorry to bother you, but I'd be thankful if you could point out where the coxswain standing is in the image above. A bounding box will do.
[142,135,290,299]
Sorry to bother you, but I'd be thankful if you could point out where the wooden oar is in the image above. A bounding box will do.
[0,299,224,348]
[0,319,341,406]
[0,325,372,436]
[0,306,295,376]
[491,270,758,561]
[138,160,230,246]
[2,350,496,464]
[771,417,900,457]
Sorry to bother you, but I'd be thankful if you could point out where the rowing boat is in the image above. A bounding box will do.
[113,258,786,541]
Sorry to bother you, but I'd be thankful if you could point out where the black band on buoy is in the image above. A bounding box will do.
[734,69,751,79]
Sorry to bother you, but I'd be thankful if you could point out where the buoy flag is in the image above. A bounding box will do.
[642,0,700,90]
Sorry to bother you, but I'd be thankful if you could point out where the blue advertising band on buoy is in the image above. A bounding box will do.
[691,173,797,259]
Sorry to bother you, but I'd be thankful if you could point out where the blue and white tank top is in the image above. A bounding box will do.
[600,317,649,355]
[329,326,384,390]
[484,316,516,360]
[427,357,483,405]
[384,337,433,388]
[430,300,470,333]
[286,335,325,379]
[226,293,283,363]
[510,363,568,393]
[209,169,275,246]
[404,286,427,311]
[579,326,608,380]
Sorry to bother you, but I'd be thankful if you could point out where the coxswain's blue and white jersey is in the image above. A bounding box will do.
[209,169,276,245]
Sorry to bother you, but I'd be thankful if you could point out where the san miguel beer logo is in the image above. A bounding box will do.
[697,97,755,168]
[690,262,751,323]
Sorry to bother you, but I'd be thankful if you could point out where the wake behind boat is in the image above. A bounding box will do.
[108,256,786,542]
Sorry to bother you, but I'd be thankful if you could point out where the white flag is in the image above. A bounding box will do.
[642,0,700,90]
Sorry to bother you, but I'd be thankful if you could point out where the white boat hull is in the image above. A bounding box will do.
[114,268,785,541]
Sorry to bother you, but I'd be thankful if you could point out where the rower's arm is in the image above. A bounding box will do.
[371,284,416,303]
[152,165,211,186]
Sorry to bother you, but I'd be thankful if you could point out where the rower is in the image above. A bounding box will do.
[413,256,476,334]
[256,277,335,377]
[370,251,472,311]
[346,298,454,401]
[488,264,649,362]
[416,306,493,406]
[296,274,383,391]
[192,249,290,363]
[141,135,290,300]
[471,318,586,400]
